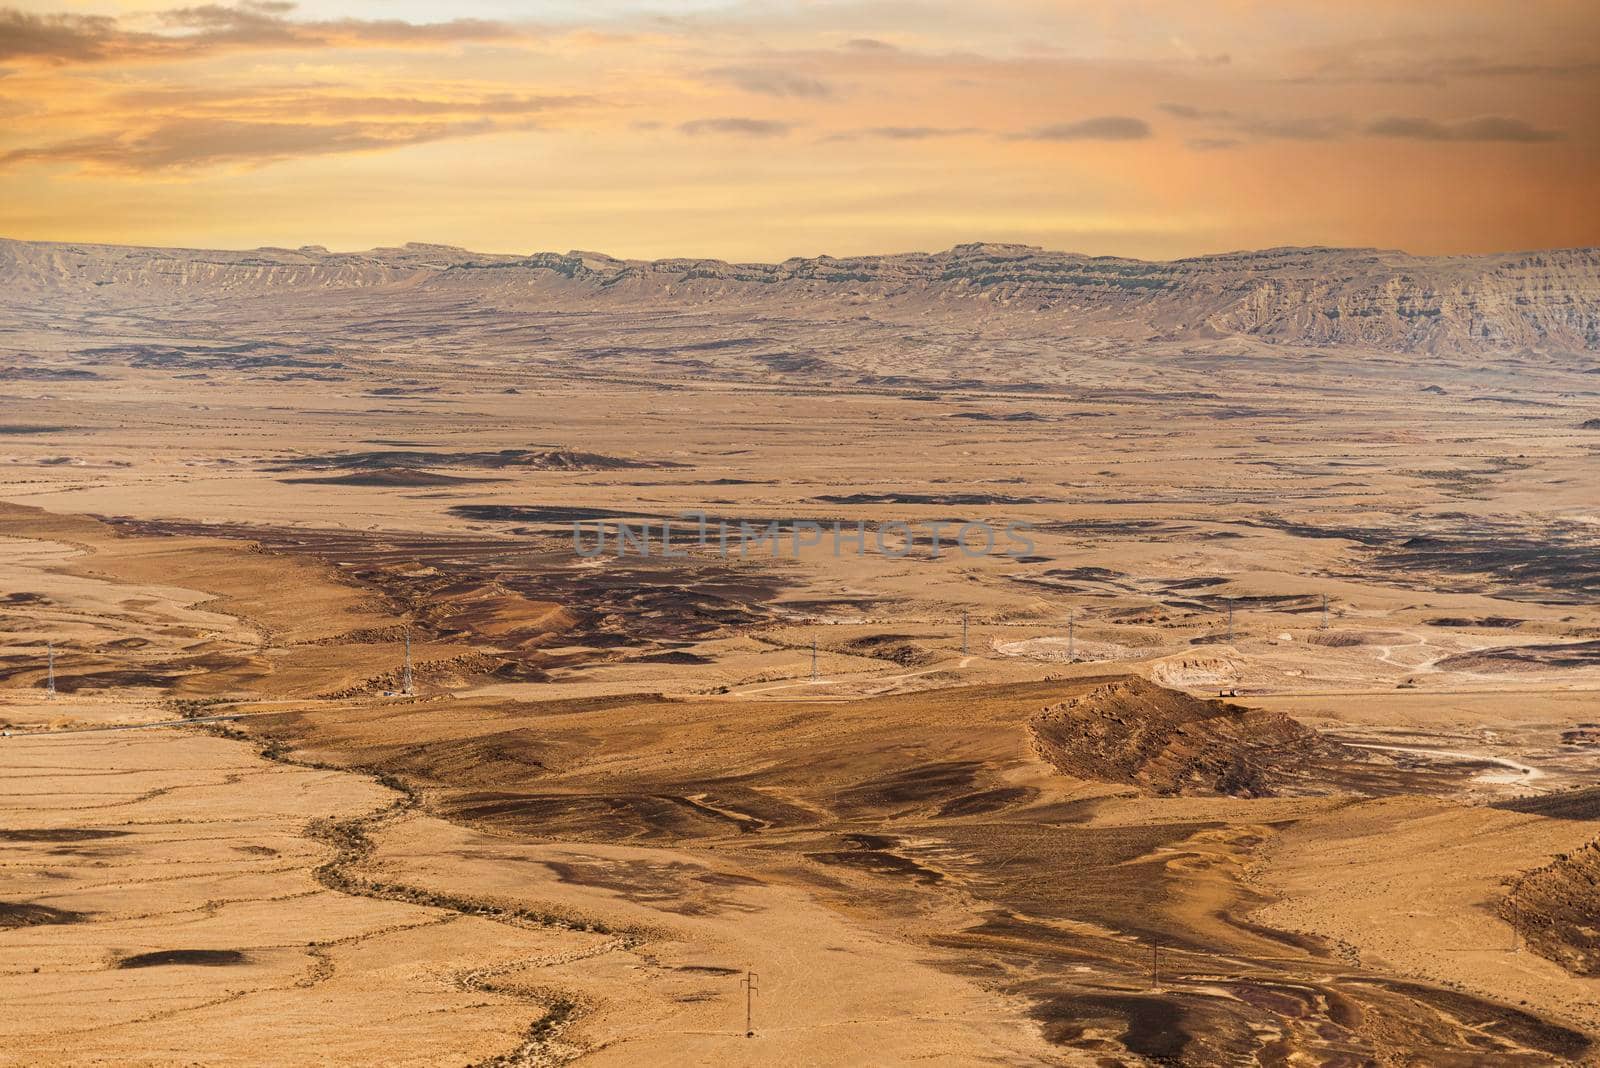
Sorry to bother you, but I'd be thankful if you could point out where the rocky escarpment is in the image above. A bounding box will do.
[4,238,1597,355]
[0,239,463,293]
[1028,677,1338,797]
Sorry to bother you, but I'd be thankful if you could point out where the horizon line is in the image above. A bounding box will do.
[5,235,1598,267]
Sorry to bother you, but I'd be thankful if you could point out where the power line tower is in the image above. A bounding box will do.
[1321,594,1330,630]
[961,612,969,656]
[1226,602,1235,643]
[739,971,759,1037]
[46,642,56,697]
[401,629,414,696]
[811,636,818,680]
[1067,612,1076,661]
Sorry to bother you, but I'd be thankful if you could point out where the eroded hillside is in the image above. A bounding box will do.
[5,238,1598,354]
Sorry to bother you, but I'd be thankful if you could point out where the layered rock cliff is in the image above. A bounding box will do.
[4,238,1597,355]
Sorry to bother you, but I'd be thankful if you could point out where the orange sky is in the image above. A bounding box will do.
[1,1,1597,260]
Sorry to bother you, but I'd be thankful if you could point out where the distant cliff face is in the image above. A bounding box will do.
[4,238,1597,355]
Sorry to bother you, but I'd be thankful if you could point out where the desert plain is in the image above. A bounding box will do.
[0,238,1597,1065]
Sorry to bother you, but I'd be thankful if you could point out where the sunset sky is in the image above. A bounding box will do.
[2,1,1597,260]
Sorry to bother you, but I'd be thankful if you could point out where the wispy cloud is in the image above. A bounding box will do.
[0,80,597,172]
[0,116,513,171]
[1234,115,1350,141]
[0,8,120,62]
[1365,115,1562,142]
[0,2,521,65]
[706,66,834,99]
[108,86,595,119]
[1166,98,1560,147]
[824,126,977,142]
[841,38,897,53]
[1165,103,1353,146]
[678,117,794,137]
[1159,102,1235,121]
[1290,50,1600,86]
[1009,116,1151,141]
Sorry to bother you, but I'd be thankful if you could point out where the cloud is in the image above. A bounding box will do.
[1233,115,1349,141]
[110,86,594,119]
[0,9,120,62]
[1170,107,1557,148]
[1290,52,1600,87]
[0,116,511,171]
[0,10,591,175]
[1365,115,1562,142]
[825,126,977,142]
[1009,116,1151,141]
[1163,103,1351,142]
[678,117,794,137]
[707,66,834,99]
[0,2,520,65]
[1159,102,1235,121]
[1425,56,1600,80]
[157,2,301,41]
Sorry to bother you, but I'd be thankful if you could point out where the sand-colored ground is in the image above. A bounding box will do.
[1253,796,1600,1028]
[0,723,589,1067]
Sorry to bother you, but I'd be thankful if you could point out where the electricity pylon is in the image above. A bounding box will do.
[402,630,414,696]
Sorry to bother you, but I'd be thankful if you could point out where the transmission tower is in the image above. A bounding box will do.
[739,971,759,1037]
[402,629,414,696]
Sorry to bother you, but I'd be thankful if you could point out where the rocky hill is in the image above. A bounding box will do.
[4,237,1598,354]
[1028,677,1341,797]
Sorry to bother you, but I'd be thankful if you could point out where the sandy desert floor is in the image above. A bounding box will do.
[1,285,1598,1064]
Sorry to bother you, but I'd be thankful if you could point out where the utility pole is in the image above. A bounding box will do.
[402,629,413,696]
[46,642,56,697]
[1321,594,1329,630]
[740,971,758,1037]
[961,613,969,656]
[811,636,818,680]
[1226,602,1234,643]
[1067,612,1076,661]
